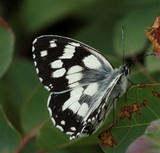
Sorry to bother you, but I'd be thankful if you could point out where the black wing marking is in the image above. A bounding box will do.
[32,35,124,140]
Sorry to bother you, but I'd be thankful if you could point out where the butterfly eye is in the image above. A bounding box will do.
[121,66,130,76]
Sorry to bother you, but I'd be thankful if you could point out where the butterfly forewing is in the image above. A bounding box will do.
[32,35,129,140]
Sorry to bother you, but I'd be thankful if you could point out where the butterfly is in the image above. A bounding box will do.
[32,35,130,140]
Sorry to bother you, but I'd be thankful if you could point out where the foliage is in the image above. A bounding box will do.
[0,0,160,153]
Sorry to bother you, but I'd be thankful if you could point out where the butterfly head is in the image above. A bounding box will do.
[120,65,131,77]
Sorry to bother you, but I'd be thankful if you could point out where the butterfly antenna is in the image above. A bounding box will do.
[121,25,125,65]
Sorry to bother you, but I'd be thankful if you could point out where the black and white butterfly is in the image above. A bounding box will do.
[32,35,130,140]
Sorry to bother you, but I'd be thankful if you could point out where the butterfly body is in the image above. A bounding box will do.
[32,35,130,140]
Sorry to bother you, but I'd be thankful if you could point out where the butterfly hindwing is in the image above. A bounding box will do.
[47,74,122,140]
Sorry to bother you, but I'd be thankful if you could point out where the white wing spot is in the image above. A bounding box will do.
[69,102,81,114]
[49,39,57,48]
[68,82,80,88]
[56,125,64,132]
[59,52,74,59]
[32,46,35,52]
[67,65,83,74]
[83,55,102,69]
[51,117,56,125]
[59,44,75,59]
[52,68,66,78]
[70,127,76,131]
[83,46,113,70]
[33,54,35,59]
[88,118,91,122]
[33,38,37,44]
[39,77,43,82]
[34,61,37,66]
[50,60,63,69]
[40,50,48,57]
[44,85,50,91]
[70,135,75,140]
[77,103,89,117]
[84,82,98,96]
[48,84,53,89]
[66,131,73,135]
[47,107,52,116]
[62,87,83,111]
[66,73,83,84]
[36,68,39,74]
[69,42,80,47]
[65,44,76,50]
[61,120,65,125]
[47,94,52,107]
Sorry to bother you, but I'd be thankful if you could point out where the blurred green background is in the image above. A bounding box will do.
[0,0,160,153]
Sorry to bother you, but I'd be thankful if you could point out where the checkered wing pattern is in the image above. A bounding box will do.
[32,35,129,140]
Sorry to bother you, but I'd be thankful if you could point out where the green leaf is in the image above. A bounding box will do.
[99,84,160,153]
[0,105,21,153]
[18,137,39,153]
[20,0,97,32]
[126,119,160,153]
[37,120,101,150]
[3,58,41,131]
[113,6,159,57]
[21,84,49,133]
[6,58,39,113]
[0,17,14,78]
[37,121,70,149]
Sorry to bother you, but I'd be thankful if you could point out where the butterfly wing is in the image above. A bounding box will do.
[82,73,124,137]
[32,35,118,140]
